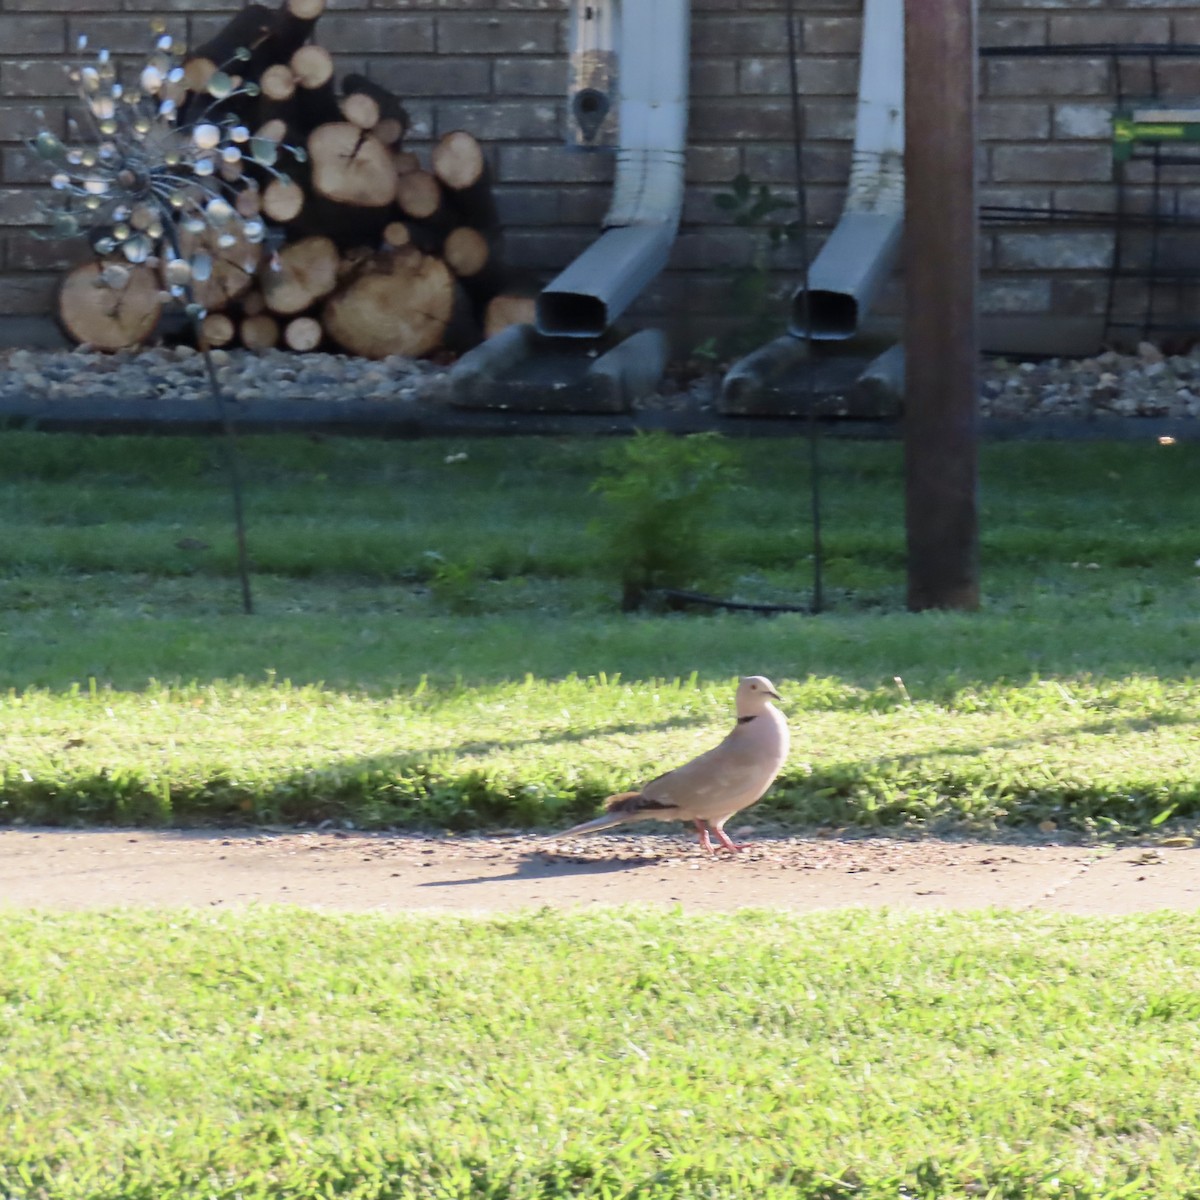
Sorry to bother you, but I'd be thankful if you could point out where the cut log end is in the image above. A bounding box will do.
[286,0,326,19]
[323,249,455,359]
[431,129,497,230]
[179,226,262,313]
[383,221,413,249]
[262,235,340,315]
[342,72,410,145]
[382,220,440,255]
[432,130,485,191]
[240,313,281,351]
[284,315,323,352]
[309,122,396,208]
[340,92,380,131]
[260,63,297,102]
[255,118,288,144]
[395,169,443,221]
[262,177,305,223]
[443,226,490,279]
[484,294,538,340]
[290,43,333,90]
[235,185,262,219]
[59,262,164,352]
[200,311,236,349]
[183,57,217,95]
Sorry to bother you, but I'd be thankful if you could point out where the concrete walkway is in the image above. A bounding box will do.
[1,828,1197,915]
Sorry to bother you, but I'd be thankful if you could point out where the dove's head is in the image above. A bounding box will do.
[736,675,782,716]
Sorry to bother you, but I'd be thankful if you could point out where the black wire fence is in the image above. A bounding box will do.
[980,42,1200,343]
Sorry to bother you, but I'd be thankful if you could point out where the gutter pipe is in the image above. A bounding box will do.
[537,0,690,338]
[792,0,905,341]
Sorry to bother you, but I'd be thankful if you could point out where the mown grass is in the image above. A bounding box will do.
[5,907,1200,1199]
[3,670,1198,832]
[2,432,1196,617]
[1,431,1198,832]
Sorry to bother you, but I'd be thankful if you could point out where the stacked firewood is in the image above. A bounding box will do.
[59,0,537,357]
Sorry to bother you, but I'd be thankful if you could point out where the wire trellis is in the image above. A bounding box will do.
[980,41,1200,344]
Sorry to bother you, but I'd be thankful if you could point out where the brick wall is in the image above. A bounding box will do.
[2,0,1200,353]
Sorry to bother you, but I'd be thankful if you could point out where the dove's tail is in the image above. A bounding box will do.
[548,791,679,840]
[554,811,634,838]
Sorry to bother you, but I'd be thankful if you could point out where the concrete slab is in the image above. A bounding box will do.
[2,829,1196,916]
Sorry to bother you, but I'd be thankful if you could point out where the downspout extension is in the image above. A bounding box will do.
[537,0,690,338]
[792,0,905,341]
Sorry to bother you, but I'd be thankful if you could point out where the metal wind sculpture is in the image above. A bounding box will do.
[31,26,305,615]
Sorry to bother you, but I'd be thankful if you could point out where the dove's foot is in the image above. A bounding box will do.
[712,828,750,853]
[694,822,750,854]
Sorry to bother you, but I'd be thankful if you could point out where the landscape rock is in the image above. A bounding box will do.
[0,341,1193,422]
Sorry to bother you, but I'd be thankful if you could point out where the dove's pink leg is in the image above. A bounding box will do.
[694,821,716,853]
[712,825,749,853]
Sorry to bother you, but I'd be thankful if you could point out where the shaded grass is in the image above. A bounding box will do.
[1,433,1197,607]
[1,431,1198,833]
[5,907,1200,1199]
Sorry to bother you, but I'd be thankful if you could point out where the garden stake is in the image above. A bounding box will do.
[163,223,255,615]
[30,26,307,616]
[784,0,824,614]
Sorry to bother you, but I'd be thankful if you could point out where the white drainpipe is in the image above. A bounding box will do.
[537,0,690,338]
[792,0,905,341]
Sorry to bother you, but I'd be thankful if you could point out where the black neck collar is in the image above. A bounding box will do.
[737,715,757,725]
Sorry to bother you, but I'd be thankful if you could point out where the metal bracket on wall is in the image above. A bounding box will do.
[566,0,619,150]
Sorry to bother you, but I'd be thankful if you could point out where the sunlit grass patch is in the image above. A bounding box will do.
[1,432,1198,832]
[4,907,1200,1199]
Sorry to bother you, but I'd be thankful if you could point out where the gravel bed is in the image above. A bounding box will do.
[0,338,1198,420]
[0,344,444,409]
[981,341,1200,420]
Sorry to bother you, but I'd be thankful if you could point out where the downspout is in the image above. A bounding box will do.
[537,0,690,338]
[791,0,905,341]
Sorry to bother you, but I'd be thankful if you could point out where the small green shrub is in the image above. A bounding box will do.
[590,432,741,610]
[426,554,482,614]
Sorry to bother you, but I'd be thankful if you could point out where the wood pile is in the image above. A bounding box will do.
[60,0,537,357]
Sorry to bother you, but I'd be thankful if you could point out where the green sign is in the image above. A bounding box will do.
[1113,113,1200,161]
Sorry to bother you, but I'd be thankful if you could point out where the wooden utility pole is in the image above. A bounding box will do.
[903,0,980,610]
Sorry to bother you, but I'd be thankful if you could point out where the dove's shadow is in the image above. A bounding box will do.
[416,846,665,888]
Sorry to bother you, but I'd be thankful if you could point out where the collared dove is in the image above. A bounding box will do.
[554,675,789,853]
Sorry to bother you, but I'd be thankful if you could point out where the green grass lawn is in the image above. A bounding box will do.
[1,431,1198,831]
[4,907,1200,1200]
[4,437,1200,1200]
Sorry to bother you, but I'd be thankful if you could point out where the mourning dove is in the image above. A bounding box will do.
[555,676,789,853]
